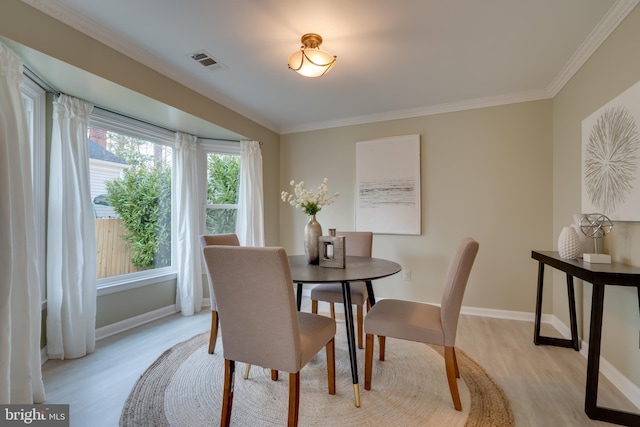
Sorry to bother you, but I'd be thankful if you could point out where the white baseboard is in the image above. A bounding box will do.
[313,294,549,323]
[95,304,178,341]
[460,305,539,322]
[548,314,573,338]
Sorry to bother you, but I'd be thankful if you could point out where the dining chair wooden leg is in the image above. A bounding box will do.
[329,303,335,319]
[311,299,318,314]
[326,338,336,395]
[288,372,300,427]
[221,359,235,427]
[271,370,279,381]
[445,346,462,411]
[378,336,386,361]
[357,304,364,349]
[364,333,374,390]
[243,363,251,379]
[452,347,460,378]
[209,310,219,354]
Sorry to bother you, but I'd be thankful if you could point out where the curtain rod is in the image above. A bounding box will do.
[23,65,61,97]
[22,66,251,144]
[93,107,245,144]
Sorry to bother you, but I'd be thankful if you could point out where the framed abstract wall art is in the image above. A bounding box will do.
[355,134,421,235]
[582,80,640,221]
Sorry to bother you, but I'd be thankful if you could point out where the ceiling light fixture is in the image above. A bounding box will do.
[288,33,336,78]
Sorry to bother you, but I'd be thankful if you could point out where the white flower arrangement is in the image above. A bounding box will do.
[281,178,339,216]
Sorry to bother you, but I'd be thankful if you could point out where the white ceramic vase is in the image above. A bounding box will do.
[558,226,581,259]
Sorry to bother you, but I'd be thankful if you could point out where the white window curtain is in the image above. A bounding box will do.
[175,132,202,315]
[0,43,45,404]
[47,94,97,360]
[236,140,264,247]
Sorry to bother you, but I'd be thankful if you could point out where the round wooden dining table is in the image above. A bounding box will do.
[288,255,402,407]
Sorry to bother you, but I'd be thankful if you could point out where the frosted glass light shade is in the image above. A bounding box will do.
[288,33,336,77]
[288,49,336,77]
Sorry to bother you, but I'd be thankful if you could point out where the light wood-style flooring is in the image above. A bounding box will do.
[41,298,637,426]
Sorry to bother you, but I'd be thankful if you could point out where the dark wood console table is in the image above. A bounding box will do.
[532,250,640,426]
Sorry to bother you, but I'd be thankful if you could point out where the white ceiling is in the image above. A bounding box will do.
[16,0,640,136]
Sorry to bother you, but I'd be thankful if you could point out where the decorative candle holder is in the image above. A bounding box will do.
[319,229,346,268]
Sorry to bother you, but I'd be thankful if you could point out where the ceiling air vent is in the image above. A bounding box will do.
[188,50,226,72]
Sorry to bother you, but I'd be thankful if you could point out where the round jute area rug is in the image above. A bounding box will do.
[121,326,513,426]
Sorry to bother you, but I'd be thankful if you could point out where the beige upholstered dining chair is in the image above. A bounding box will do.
[363,237,479,411]
[202,245,337,427]
[310,231,373,349]
[199,233,240,355]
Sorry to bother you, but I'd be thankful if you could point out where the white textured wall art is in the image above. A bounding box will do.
[582,80,640,220]
[355,134,421,235]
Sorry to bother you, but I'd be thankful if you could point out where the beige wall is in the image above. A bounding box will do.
[281,100,553,312]
[552,5,640,388]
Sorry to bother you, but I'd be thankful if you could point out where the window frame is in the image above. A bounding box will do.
[20,77,46,305]
[197,138,241,235]
[89,108,178,295]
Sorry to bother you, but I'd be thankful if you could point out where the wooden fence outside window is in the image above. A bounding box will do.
[95,218,145,278]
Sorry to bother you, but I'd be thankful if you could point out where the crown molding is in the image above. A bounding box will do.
[281,89,550,134]
[547,0,639,97]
